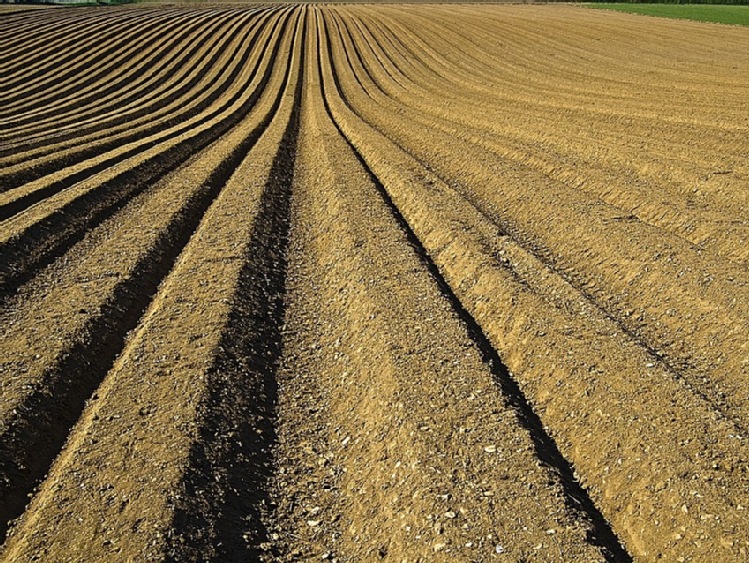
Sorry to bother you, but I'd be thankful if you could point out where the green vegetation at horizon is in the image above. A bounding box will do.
[588,3,749,25]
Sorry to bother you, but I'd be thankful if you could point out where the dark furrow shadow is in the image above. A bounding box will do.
[0,7,268,166]
[1,12,167,102]
[317,14,632,562]
[165,10,306,563]
[0,12,297,545]
[0,11,288,304]
[0,9,277,206]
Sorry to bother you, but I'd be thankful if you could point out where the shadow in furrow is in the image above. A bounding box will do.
[0,8,270,167]
[1,12,167,102]
[316,18,631,562]
[0,9,279,201]
[166,13,306,563]
[0,12,291,305]
[0,12,298,544]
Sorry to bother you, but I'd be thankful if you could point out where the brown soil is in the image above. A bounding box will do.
[1,4,748,562]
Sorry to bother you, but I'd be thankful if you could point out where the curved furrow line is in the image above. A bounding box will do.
[398,6,749,120]
[321,8,749,560]
[361,12,749,262]
[0,8,189,82]
[346,9,749,432]
[340,7,749,435]
[374,6,749,149]
[345,11,749,270]
[335,7,749,430]
[0,7,289,301]
[0,10,204,114]
[0,8,277,189]
[0,8,121,68]
[0,7,299,548]
[260,12,614,562]
[366,7,749,220]
[0,9,172,97]
[0,7,271,158]
[0,9,278,215]
[0,8,237,134]
[316,11,630,562]
[0,7,265,153]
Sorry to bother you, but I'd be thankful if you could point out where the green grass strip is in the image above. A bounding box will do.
[588,3,749,26]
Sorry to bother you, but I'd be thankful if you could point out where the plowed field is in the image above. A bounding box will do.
[1,4,748,561]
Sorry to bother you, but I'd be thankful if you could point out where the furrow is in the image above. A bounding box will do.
[0,9,171,103]
[0,8,232,136]
[321,7,749,560]
[264,11,614,562]
[0,8,137,75]
[0,8,141,69]
[0,8,271,190]
[0,9,305,560]
[0,8,287,298]
[0,9,296,543]
[354,8,749,267]
[333,6,749,434]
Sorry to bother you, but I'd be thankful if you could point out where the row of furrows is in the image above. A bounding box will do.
[0,8,287,292]
[0,8,236,134]
[342,7,749,449]
[367,8,749,188]
[0,7,300,547]
[367,6,749,260]
[0,8,127,71]
[354,10,747,428]
[333,6,749,429]
[0,7,131,66]
[0,8,274,189]
[1,7,626,560]
[166,16,306,558]
[0,9,237,130]
[1,6,746,561]
[0,8,205,89]
[336,8,746,423]
[0,8,177,102]
[319,6,749,560]
[313,9,630,561]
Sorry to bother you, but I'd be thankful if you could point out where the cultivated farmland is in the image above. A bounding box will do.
[1,4,749,561]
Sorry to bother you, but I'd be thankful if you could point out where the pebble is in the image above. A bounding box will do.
[307,520,322,527]
[444,511,457,519]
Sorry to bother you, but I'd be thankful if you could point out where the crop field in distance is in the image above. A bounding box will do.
[589,3,749,26]
[1,3,748,561]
